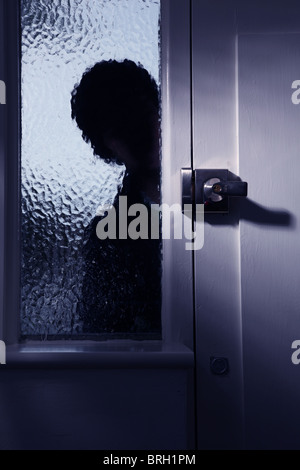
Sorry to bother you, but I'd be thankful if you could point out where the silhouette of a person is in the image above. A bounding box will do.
[71,60,161,336]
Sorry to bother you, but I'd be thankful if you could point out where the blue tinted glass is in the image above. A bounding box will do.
[21,0,161,338]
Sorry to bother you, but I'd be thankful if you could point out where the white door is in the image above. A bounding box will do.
[192,0,300,449]
[2,0,300,451]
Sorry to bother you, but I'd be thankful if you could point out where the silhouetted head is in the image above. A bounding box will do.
[71,60,159,171]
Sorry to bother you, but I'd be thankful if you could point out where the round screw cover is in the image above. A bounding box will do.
[210,357,229,375]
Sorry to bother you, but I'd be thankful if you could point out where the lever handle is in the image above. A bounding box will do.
[213,181,248,197]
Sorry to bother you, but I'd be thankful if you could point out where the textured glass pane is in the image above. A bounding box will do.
[21,0,161,338]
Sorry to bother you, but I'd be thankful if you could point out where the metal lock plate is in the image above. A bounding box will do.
[181,169,248,214]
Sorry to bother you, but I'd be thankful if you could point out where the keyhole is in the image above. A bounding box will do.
[213,184,222,193]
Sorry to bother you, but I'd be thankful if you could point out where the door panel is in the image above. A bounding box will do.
[239,33,300,449]
[193,0,300,449]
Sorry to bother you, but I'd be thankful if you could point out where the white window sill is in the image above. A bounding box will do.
[4,341,194,369]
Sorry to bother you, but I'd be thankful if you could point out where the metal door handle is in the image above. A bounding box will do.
[181,169,248,213]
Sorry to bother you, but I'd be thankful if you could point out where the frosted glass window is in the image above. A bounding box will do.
[21,0,161,339]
